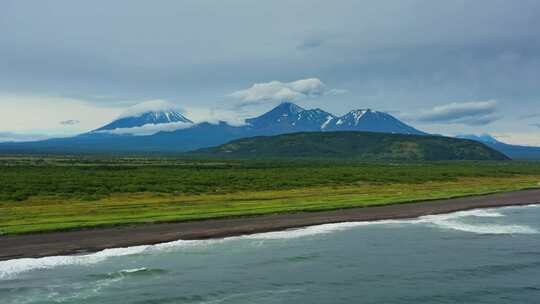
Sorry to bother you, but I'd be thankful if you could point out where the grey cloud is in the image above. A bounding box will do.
[60,120,80,125]
[297,38,324,50]
[0,0,539,140]
[2,1,540,103]
[413,101,501,126]
[520,113,540,119]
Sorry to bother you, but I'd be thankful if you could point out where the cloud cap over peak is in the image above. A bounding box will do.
[230,78,346,107]
[118,100,184,119]
[413,100,500,126]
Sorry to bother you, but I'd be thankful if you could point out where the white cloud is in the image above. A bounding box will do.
[96,121,193,136]
[115,101,249,127]
[117,100,183,119]
[0,94,121,135]
[0,132,51,143]
[229,78,346,106]
[0,94,253,139]
[95,104,258,135]
[326,89,349,96]
[492,132,540,147]
[412,100,500,126]
[184,107,249,126]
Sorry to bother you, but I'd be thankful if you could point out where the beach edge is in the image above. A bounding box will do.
[1,188,540,261]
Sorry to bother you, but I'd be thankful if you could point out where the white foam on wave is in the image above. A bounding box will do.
[428,221,537,235]
[0,237,236,280]
[245,206,539,240]
[1,204,537,279]
[243,208,517,240]
[415,207,538,235]
[241,222,382,240]
[0,245,150,280]
[118,267,148,274]
[0,239,219,280]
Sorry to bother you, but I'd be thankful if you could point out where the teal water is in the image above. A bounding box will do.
[1,205,539,304]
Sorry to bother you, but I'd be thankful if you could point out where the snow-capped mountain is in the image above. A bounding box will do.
[324,109,425,135]
[245,102,335,132]
[244,102,423,135]
[245,102,305,128]
[94,110,193,132]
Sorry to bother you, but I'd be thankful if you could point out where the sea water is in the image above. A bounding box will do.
[1,204,539,303]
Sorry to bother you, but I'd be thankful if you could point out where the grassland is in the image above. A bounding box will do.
[1,155,540,235]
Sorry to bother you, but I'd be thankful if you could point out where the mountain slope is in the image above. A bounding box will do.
[457,134,501,145]
[0,122,253,154]
[245,102,335,133]
[195,131,509,161]
[324,109,425,135]
[94,110,193,132]
[458,134,540,160]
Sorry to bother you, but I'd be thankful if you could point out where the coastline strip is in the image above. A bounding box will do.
[1,188,540,261]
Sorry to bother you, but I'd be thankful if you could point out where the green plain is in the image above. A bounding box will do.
[1,156,539,235]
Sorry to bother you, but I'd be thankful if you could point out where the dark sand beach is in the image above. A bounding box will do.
[1,188,539,261]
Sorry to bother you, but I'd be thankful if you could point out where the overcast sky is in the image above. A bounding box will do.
[1,0,539,144]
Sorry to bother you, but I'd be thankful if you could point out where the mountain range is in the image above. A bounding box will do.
[0,101,538,159]
[0,102,425,153]
[241,102,424,135]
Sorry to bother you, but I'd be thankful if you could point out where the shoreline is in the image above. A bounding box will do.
[1,188,540,261]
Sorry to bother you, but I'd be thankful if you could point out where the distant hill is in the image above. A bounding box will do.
[194,131,510,161]
[458,134,540,160]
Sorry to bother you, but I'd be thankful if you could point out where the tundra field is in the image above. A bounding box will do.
[1,155,540,235]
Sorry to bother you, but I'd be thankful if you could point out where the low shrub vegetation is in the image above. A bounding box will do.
[1,155,539,234]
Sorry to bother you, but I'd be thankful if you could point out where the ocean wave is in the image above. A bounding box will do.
[415,208,537,235]
[87,267,167,281]
[418,209,504,222]
[243,207,525,240]
[118,267,149,274]
[428,221,537,235]
[0,245,150,280]
[0,204,537,279]
[51,274,127,302]
[241,221,381,240]
[0,238,231,280]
